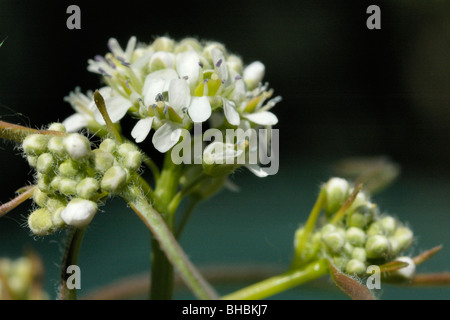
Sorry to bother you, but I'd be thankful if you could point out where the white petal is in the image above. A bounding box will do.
[131,117,154,143]
[232,79,246,102]
[94,95,132,125]
[244,111,278,126]
[62,113,89,132]
[245,164,270,178]
[143,78,166,106]
[152,122,183,153]
[243,61,265,90]
[176,50,200,85]
[108,38,125,57]
[124,36,137,61]
[168,79,191,112]
[150,51,175,69]
[222,98,240,126]
[142,69,178,103]
[188,96,211,122]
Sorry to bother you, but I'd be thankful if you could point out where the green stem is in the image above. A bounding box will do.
[222,259,329,300]
[122,183,218,300]
[59,227,86,300]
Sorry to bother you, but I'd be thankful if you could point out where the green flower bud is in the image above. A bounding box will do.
[50,176,62,191]
[322,231,345,254]
[365,235,391,259]
[351,247,367,262]
[323,177,349,214]
[101,166,128,193]
[46,197,66,212]
[47,136,65,157]
[348,212,368,228]
[345,227,366,247]
[51,207,66,228]
[153,36,175,52]
[347,192,371,214]
[76,177,99,199]
[332,256,349,271]
[32,188,49,207]
[37,173,52,193]
[345,259,366,275]
[343,242,354,256]
[320,224,336,237]
[367,221,385,237]
[58,159,79,177]
[28,208,54,236]
[27,155,38,167]
[99,138,117,154]
[22,134,49,156]
[380,216,397,236]
[47,122,66,132]
[36,153,54,174]
[391,227,414,255]
[63,133,91,160]
[117,143,138,156]
[58,178,77,195]
[91,149,115,172]
[122,150,142,170]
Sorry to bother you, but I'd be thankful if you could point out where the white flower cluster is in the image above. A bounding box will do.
[22,123,142,235]
[63,36,281,154]
[294,178,415,278]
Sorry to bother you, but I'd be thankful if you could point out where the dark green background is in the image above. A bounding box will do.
[0,0,449,299]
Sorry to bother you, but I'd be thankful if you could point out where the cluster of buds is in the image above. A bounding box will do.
[22,123,142,235]
[0,255,47,300]
[294,178,415,279]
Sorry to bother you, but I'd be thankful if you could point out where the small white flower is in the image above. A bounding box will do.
[61,198,98,228]
[243,61,265,90]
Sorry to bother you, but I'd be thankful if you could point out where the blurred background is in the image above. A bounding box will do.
[0,0,448,299]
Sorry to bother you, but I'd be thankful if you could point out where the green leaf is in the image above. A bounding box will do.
[329,262,376,300]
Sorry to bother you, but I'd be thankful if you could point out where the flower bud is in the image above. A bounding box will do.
[76,177,100,199]
[91,149,115,172]
[58,159,79,177]
[61,198,98,228]
[323,177,350,215]
[332,256,349,271]
[47,136,65,157]
[380,216,397,236]
[51,207,66,228]
[345,259,366,275]
[63,133,91,160]
[152,36,175,52]
[392,256,415,280]
[36,153,54,174]
[348,212,368,228]
[22,134,49,156]
[367,221,385,237]
[32,188,49,207]
[99,138,117,154]
[391,226,414,254]
[346,227,366,247]
[122,151,142,171]
[202,142,242,177]
[365,235,391,259]
[351,247,367,262]
[101,166,128,193]
[58,178,77,195]
[46,197,66,213]
[28,208,54,236]
[27,155,38,167]
[149,51,175,71]
[47,122,66,132]
[37,173,52,193]
[243,61,265,90]
[322,231,345,254]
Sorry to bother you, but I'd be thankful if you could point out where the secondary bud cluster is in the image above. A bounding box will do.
[22,124,143,235]
[294,177,415,278]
